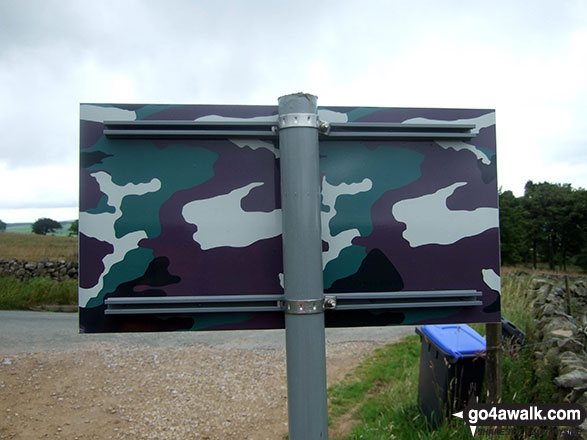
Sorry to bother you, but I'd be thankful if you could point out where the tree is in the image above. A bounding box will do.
[522,181,542,269]
[32,218,62,235]
[566,188,587,271]
[497,181,586,271]
[68,219,79,236]
[0,219,6,232]
[522,181,586,270]
[499,189,529,265]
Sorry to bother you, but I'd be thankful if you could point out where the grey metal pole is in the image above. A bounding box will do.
[278,93,328,439]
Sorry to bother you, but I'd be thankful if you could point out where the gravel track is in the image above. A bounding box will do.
[0,311,415,439]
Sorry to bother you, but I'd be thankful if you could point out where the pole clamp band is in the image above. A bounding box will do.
[280,296,337,314]
[282,299,324,314]
[278,113,319,130]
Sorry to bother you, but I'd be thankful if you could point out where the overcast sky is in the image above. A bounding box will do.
[0,0,586,223]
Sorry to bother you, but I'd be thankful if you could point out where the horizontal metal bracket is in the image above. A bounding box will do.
[103,120,279,139]
[278,113,319,130]
[330,290,483,310]
[103,290,481,315]
[322,122,476,141]
[103,120,476,141]
[104,294,285,315]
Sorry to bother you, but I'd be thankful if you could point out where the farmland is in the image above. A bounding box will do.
[0,232,77,262]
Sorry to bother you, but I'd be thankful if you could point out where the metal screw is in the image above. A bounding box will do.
[324,296,336,310]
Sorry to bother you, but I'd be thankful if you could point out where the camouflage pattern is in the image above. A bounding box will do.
[79,104,500,333]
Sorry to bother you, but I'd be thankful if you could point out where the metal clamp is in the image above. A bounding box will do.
[282,299,324,315]
[278,113,319,130]
[280,296,337,314]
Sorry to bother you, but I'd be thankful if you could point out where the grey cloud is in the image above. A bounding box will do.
[0,0,585,196]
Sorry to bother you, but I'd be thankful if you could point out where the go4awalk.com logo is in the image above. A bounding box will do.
[453,403,586,436]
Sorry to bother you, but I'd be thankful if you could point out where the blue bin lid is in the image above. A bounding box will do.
[418,324,486,359]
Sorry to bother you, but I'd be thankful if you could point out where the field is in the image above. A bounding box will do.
[5,220,75,236]
[4,223,33,234]
[0,232,77,262]
[0,232,78,309]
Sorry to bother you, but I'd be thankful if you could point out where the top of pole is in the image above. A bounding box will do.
[278,92,317,114]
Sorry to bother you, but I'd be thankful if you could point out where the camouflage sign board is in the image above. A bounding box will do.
[79,104,500,333]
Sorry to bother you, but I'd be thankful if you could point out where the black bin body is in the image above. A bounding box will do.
[501,318,526,346]
[416,324,486,429]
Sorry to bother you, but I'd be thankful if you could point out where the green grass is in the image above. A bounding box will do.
[499,267,537,331]
[329,343,554,440]
[329,336,477,439]
[498,269,559,405]
[328,269,562,440]
[329,337,421,419]
[0,276,77,309]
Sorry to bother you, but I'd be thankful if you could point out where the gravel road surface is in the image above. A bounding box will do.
[0,311,416,439]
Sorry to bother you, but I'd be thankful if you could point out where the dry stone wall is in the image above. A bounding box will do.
[529,277,587,436]
[0,259,78,282]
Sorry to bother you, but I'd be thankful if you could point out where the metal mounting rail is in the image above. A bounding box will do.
[103,120,477,141]
[331,290,482,310]
[322,122,476,140]
[104,290,482,315]
[104,294,284,315]
[104,120,278,139]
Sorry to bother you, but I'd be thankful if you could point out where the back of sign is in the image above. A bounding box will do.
[79,104,500,332]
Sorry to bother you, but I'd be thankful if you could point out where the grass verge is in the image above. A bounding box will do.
[328,269,562,439]
[0,276,77,310]
[328,336,475,439]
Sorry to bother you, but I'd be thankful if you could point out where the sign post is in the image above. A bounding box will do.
[80,96,501,438]
[278,93,329,439]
